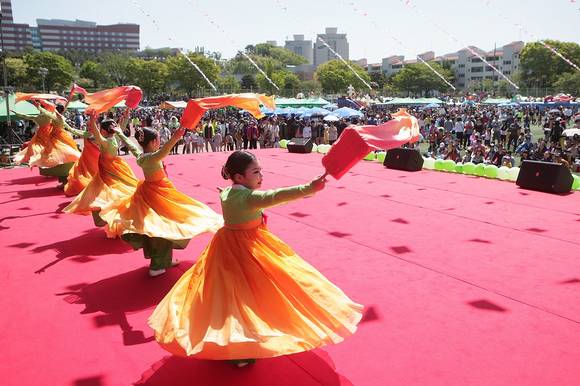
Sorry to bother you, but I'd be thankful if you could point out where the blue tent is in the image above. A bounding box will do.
[260,106,275,115]
[336,97,362,110]
[322,103,338,111]
[334,107,364,118]
[309,107,331,116]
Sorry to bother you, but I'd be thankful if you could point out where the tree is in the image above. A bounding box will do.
[23,51,75,91]
[390,62,454,95]
[254,43,308,66]
[369,72,386,89]
[99,53,133,85]
[497,80,513,97]
[2,57,29,89]
[216,75,241,93]
[314,60,371,93]
[382,82,399,96]
[127,58,168,98]
[240,75,257,90]
[553,72,580,96]
[298,80,322,94]
[283,72,301,92]
[256,70,300,94]
[519,40,580,88]
[165,53,221,95]
[481,79,494,92]
[80,60,110,88]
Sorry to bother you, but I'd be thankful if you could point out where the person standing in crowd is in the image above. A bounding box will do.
[454,117,464,148]
[302,120,312,140]
[203,120,214,152]
[247,120,259,149]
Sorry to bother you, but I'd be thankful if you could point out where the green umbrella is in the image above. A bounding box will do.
[67,100,88,110]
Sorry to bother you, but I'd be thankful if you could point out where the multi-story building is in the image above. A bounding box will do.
[0,0,33,51]
[367,41,524,90]
[284,34,313,64]
[0,0,139,53]
[313,27,349,67]
[37,19,139,52]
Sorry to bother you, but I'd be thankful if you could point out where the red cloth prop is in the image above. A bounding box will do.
[322,109,420,179]
[64,83,88,109]
[180,93,274,129]
[15,93,67,103]
[84,86,143,115]
[15,93,67,112]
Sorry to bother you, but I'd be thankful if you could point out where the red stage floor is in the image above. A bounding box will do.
[1,149,579,386]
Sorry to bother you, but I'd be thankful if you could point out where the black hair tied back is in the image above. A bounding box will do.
[135,127,158,148]
[100,119,116,134]
[220,164,230,180]
[221,150,256,180]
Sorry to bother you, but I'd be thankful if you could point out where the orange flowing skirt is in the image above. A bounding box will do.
[14,124,80,168]
[149,219,363,360]
[64,139,100,197]
[100,170,223,246]
[64,155,138,215]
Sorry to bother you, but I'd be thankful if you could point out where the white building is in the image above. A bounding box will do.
[313,27,349,67]
[369,41,524,90]
[284,34,313,64]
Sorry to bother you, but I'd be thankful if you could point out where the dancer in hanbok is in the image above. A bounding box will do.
[149,150,362,366]
[64,111,138,226]
[101,126,223,276]
[14,104,80,184]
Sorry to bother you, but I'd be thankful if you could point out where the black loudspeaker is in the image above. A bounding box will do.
[287,137,313,154]
[516,160,573,194]
[383,148,424,171]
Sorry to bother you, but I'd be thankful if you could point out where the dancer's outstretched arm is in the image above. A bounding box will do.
[87,114,107,147]
[112,126,141,157]
[247,175,326,210]
[148,127,186,162]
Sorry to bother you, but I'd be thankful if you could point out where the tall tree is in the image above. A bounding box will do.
[240,75,257,90]
[127,58,168,98]
[216,75,241,93]
[519,40,580,88]
[79,60,110,88]
[391,62,454,95]
[99,53,133,85]
[165,53,220,95]
[23,51,75,91]
[314,60,371,93]
[553,72,580,96]
[2,58,29,89]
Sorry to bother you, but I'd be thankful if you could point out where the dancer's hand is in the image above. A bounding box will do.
[310,174,327,192]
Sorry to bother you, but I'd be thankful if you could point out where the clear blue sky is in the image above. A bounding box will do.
[14,0,580,62]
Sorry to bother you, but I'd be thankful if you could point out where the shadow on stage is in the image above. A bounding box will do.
[135,350,353,386]
[56,265,191,347]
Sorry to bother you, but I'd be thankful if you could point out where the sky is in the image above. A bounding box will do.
[13,0,580,63]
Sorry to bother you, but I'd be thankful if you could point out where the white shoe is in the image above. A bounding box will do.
[148,268,166,277]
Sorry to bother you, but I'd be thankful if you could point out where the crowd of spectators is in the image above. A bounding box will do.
[9,101,580,173]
